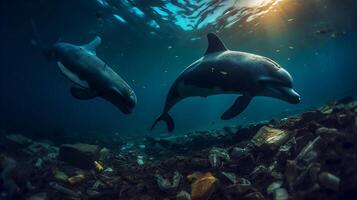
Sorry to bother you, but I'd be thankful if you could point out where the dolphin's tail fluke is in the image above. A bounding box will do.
[151,113,174,132]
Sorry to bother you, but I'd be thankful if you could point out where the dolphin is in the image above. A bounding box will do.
[152,33,300,132]
[48,36,137,114]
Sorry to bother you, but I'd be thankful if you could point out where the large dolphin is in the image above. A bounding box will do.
[152,33,300,132]
[48,36,137,114]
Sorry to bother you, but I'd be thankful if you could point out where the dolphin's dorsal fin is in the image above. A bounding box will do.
[204,33,227,55]
[83,36,102,55]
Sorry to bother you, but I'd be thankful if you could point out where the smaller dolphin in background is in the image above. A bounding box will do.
[152,33,300,132]
[47,36,137,114]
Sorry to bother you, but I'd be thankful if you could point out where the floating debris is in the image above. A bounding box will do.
[137,155,145,165]
[273,188,289,200]
[26,192,47,200]
[315,127,338,139]
[318,172,340,191]
[295,136,321,168]
[230,147,251,161]
[285,160,297,190]
[252,126,291,150]
[113,14,127,24]
[208,147,230,168]
[176,190,191,200]
[188,172,218,200]
[94,161,104,172]
[53,170,68,182]
[67,173,86,185]
[221,172,237,184]
[267,181,283,195]
[121,143,134,151]
[49,182,81,198]
[156,171,182,193]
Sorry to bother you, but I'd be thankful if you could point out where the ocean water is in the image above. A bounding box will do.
[0,0,356,140]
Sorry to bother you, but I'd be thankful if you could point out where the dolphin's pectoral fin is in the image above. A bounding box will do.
[70,87,97,100]
[204,33,228,55]
[58,61,89,88]
[221,95,252,120]
[83,36,101,55]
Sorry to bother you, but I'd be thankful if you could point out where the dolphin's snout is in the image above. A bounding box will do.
[290,94,301,104]
[286,88,301,104]
[101,88,137,114]
[125,93,137,113]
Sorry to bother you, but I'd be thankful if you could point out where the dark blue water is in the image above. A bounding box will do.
[1,0,356,139]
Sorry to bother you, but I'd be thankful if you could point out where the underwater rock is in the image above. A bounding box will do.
[59,143,100,169]
[336,96,355,105]
[224,177,252,195]
[48,182,81,198]
[86,189,101,199]
[249,165,269,180]
[188,172,218,200]
[26,192,47,200]
[2,96,355,199]
[25,142,59,168]
[0,155,19,198]
[53,170,68,182]
[295,136,321,168]
[4,134,32,149]
[251,126,291,150]
[266,181,283,195]
[299,111,326,124]
[320,104,334,114]
[223,126,239,134]
[293,162,321,191]
[285,160,297,191]
[26,142,58,156]
[275,137,296,165]
[208,147,230,169]
[272,188,288,200]
[318,172,340,191]
[67,173,86,185]
[156,171,182,193]
[230,147,249,160]
[176,190,191,200]
[220,172,237,184]
[315,127,338,139]
[308,163,321,183]
[99,147,110,161]
[243,191,266,200]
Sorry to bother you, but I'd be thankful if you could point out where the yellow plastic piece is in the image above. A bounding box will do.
[94,161,104,172]
[188,172,218,200]
[67,174,85,185]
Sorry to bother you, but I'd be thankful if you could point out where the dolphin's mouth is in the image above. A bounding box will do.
[272,86,301,104]
[101,89,137,114]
